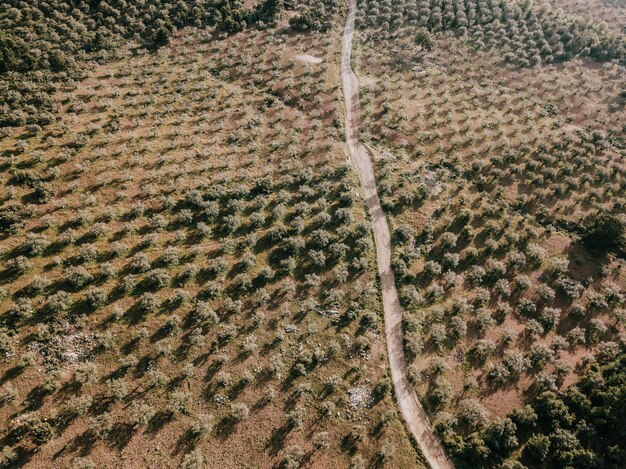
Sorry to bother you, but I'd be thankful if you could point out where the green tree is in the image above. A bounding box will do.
[415,27,435,51]
[582,213,625,256]
[524,433,550,463]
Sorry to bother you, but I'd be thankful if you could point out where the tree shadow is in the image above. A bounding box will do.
[106,423,135,451]
[265,422,292,457]
[0,366,24,386]
[146,410,174,434]
[172,428,201,457]
[214,415,240,440]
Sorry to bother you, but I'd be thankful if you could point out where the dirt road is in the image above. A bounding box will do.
[340,2,454,468]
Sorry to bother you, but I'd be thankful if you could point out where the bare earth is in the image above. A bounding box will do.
[340,1,454,468]
[294,53,323,64]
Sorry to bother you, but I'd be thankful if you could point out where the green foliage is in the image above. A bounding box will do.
[359,0,626,67]
[415,27,434,51]
[31,421,54,445]
[0,204,27,233]
[442,349,626,467]
[524,433,551,463]
[582,213,626,256]
[0,0,288,126]
[0,31,33,73]
[290,0,339,31]
[521,351,626,467]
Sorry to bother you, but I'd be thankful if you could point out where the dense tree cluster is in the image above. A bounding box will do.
[289,0,340,32]
[545,0,626,35]
[0,0,286,126]
[440,350,626,467]
[357,0,626,67]
[1,0,285,72]
[583,213,626,257]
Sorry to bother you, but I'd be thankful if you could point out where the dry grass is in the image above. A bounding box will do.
[353,8,625,447]
[546,0,626,34]
[0,18,421,469]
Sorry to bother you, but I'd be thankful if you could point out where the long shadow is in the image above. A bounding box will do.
[0,363,27,386]
[106,423,135,450]
[172,428,201,457]
[214,416,240,440]
[5,445,34,468]
[146,411,174,435]
[265,422,292,457]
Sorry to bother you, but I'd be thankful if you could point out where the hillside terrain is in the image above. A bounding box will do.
[0,1,421,468]
[1,0,625,468]
[355,0,626,467]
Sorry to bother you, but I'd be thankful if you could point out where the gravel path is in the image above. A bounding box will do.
[340,2,454,468]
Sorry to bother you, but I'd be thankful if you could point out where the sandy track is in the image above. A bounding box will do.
[339,2,454,468]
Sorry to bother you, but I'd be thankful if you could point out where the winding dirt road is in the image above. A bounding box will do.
[340,2,454,468]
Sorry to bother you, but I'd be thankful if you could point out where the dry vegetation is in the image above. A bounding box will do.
[545,0,626,34]
[0,3,422,468]
[355,0,626,467]
[2,0,626,468]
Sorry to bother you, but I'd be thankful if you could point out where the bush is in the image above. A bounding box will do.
[229,403,249,422]
[487,363,511,386]
[0,205,26,233]
[529,344,555,369]
[469,339,496,364]
[189,413,213,439]
[466,265,486,285]
[458,399,488,430]
[524,433,551,463]
[85,287,108,309]
[373,378,391,399]
[145,269,171,290]
[46,290,73,317]
[129,402,155,427]
[485,418,518,459]
[0,445,17,467]
[75,363,98,386]
[7,256,32,276]
[66,266,94,289]
[429,378,452,409]
[556,277,584,300]
[138,293,161,314]
[22,232,49,256]
[31,422,54,445]
[502,350,530,378]
[0,385,17,405]
[415,27,435,51]
[282,445,305,468]
[179,451,205,469]
[510,405,537,431]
